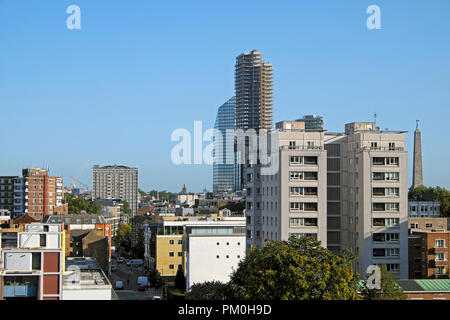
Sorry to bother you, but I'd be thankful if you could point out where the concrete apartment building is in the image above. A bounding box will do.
[92,165,138,243]
[92,165,138,217]
[246,119,409,279]
[0,223,64,300]
[245,120,327,249]
[1,169,63,220]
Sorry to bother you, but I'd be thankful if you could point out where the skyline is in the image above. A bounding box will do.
[0,0,449,192]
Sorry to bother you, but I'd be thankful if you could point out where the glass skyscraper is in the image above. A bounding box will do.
[213,97,238,193]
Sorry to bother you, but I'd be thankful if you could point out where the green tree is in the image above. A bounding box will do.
[88,201,102,215]
[360,265,406,300]
[115,224,132,257]
[131,233,145,259]
[122,201,131,216]
[185,281,230,300]
[147,269,163,288]
[175,266,186,293]
[229,236,359,300]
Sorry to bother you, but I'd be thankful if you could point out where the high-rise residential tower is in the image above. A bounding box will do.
[213,97,239,193]
[246,119,409,279]
[92,165,138,217]
[412,120,423,188]
[235,49,273,131]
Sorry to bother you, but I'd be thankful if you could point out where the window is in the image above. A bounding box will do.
[386,248,400,257]
[386,203,399,211]
[32,253,41,270]
[290,171,303,180]
[178,240,182,244]
[178,252,182,257]
[290,202,303,211]
[290,187,303,196]
[386,157,399,165]
[386,172,399,181]
[169,264,174,269]
[39,234,46,247]
[169,240,174,245]
[388,142,396,151]
[385,264,400,272]
[435,266,445,275]
[436,253,445,261]
[425,223,432,228]
[169,252,174,257]
[436,240,445,248]
[289,141,296,149]
[386,233,399,242]
[290,156,302,164]
[371,142,378,149]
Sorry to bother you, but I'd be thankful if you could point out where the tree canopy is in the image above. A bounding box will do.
[360,264,406,300]
[228,237,359,300]
[64,194,102,214]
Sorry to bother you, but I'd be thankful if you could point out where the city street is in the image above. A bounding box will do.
[109,260,163,300]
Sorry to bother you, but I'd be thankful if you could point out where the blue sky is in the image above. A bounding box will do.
[0,0,449,192]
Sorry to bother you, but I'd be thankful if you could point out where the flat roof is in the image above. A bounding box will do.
[397,279,450,292]
[64,257,111,290]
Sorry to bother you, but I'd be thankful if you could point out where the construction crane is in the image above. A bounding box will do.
[70,177,89,190]
[70,159,91,190]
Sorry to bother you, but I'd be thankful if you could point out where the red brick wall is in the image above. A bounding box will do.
[43,252,60,273]
[43,275,59,295]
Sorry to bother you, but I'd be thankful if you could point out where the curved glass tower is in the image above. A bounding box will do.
[213,97,238,193]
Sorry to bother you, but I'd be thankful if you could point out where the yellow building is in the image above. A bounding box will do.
[156,221,185,277]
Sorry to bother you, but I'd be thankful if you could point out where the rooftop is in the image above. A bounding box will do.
[64,257,111,290]
[397,279,450,292]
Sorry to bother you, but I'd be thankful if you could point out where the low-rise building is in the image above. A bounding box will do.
[397,279,450,300]
[409,200,441,218]
[184,216,246,291]
[62,257,112,300]
[409,228,450,279]
[0,223,65,300]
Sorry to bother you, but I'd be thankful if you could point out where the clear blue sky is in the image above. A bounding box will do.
[0,0,449,192]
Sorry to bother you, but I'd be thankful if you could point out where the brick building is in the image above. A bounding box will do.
[409,229,450,279]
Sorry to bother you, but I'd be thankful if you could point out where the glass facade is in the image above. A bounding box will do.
[213,97,239,193]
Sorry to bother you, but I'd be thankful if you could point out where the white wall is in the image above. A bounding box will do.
[187,235,245,290]
[4,252,32,270]
[62,289,111,300]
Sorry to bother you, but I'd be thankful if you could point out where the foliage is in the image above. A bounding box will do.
[409,186,450,216]
[360,265,406,300]
[167,287,185,300]
[148,190,178,201]
[64,194,102,214]
[122,201,131,216]
[185,281,231,300]
[131,233,145,259]
[228,236,359,300]
[115,224,132,258]
[147,269,163,288]
[175,266,186,293]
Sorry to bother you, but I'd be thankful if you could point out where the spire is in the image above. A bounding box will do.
[412,120,423,188]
